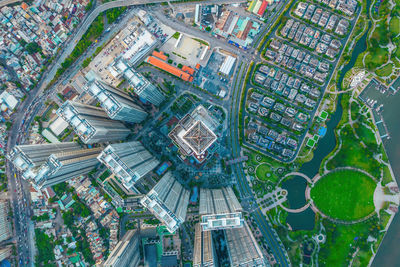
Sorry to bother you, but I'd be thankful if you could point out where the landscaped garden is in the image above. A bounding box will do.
[311,169,376,221]
[355,0,400,83]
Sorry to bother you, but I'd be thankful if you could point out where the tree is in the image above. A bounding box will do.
[26,42,42,54]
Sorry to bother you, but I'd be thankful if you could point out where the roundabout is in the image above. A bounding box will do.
[309,168,376,222]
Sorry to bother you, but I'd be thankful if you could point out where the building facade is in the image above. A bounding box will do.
[8,142,80,180]
[140,172,189,233]
[85,79,147,123]
[9,143,101,189]
[0,200,11,242]
[199,187,243,231]
[104,230,141,267]
[225,222,266,267]
[33,147,102,188]
[193,223,215,267]
[109,59,165,106]
[57,101,130,144]
[97,141,159,191]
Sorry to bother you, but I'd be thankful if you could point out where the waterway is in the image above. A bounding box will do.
[283,14,370,230]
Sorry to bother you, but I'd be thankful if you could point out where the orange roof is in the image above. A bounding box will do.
[21,2,28,10]
[147,56,192,82]
[182,65,195,75]
[195,63,201,70]
[152,51,168,61]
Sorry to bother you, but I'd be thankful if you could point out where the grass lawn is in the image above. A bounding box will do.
[256,163,273,181]
[390,16,400,36]
[245,151,284,184]
[353,122,377,145]
[375,63,393,77]
[311,169,376,221]
[364,48,389,70]
[319,218,379,267]
[326,124,381,178]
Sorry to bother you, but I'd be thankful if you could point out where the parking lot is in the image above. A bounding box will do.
[193,49,233,97]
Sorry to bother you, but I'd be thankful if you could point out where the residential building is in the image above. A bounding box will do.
[199,187,243,231]
[33,147,102,189]
[140,172,189,233]
[225,222,266,266]
[0,246,12,262]
[57,101,130,144]
[97,141,159,191]
[104,230,141,267]
[8,142,81,180]
[8,142,102,188]
[193,223,215,267]
[84,79,147,123]
[0,200,11,242]
[109,59,165,105]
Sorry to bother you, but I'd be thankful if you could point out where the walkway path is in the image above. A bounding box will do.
[280,172,313,184]
[373,182,400,215]
[280,202,311,213]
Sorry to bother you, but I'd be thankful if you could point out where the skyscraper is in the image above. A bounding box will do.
[97,141,159,191]
[127,69,165,106]
[84,79,147,123]
[0,200,11,242]
[33,147,102,188]
[225,222,266,267]
[9,143,102,188]
[8,142,80,180]
[140,172,189,233]
[193,223,215,267]
[104,230,141,267]
[57,101,131,144]
[109,59,165,105]
[199,187,243,231]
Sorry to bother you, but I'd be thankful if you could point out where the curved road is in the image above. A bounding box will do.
[0,0,19,8]
[4,0,291,265]
[230,62,290,266]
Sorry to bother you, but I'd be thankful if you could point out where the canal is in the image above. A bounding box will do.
[283,16,370,231]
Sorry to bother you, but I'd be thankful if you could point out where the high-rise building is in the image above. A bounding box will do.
[199,187,243,231]
[193,223,215,267]
[33,147,102,188]
[9,143,102,188]
[57,101,131,144]
[84,79,147,123]
[140,172,189,233]
[0,200,11,242]
[97,141,159,191]
[225,222,266,267]
[8,142,81,180]
[109,59,165,105]
[104,230,141,267]
[0,246,12,262]
[168,105,218,163]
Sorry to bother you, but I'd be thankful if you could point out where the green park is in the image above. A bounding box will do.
[311,169,376,221]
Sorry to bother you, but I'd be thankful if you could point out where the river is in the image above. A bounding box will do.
[282,13,370,231]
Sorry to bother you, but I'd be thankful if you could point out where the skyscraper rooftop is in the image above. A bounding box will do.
[168,105,218,160]
[199,187,243,231]
[140,172,189,233]
[85,79,147,123]
[225,222,266,267]
[97,141,159,191]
